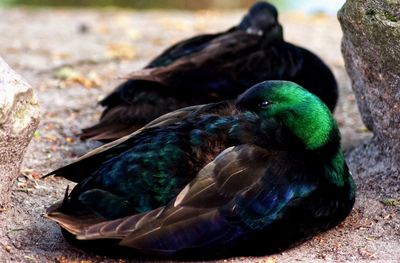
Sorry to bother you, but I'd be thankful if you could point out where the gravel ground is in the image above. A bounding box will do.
[0,7,398,263]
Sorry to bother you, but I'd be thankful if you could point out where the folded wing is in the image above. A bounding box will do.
[62,145,314,256]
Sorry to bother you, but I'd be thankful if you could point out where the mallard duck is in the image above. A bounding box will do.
[80,2,338,141]
[46,81,354,258]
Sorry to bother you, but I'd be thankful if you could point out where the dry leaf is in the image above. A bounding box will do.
[106,42,136,60]
[382,198,400,206]
[65,137,75,143]
[55,67,101,88]
[56,67,80,81]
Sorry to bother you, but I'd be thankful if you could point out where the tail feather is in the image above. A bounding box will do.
[45,209,105,236]
[80,122,141,142]
[77,207,165,240]
[45,187,106,236]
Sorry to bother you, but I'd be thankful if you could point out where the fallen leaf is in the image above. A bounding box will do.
[106,42,136,60]
[24,256,36,261]
[55,67,101,88]
[31,172,41,180]
[33,130,40,139]
[55,66,80,81]
[97,24,110,35]
[65,137,74,143]
[86,70,102,87]
[355,127,370,133]
[52,52,71,60]
[4,245,12,253]
[382,198,400,206]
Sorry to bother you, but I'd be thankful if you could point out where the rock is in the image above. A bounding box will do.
[338,0,400,183]
[0,57,40,208]
[347,138,399,197]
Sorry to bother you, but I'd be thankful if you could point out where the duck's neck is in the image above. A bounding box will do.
[324,150,348,187]
[284,100,337,151]
[281,98,352,188]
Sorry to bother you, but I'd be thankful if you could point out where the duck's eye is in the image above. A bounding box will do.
[259,101,269,109]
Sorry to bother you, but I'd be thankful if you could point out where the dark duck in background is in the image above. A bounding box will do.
[46,81,354,259]
[80,2,338,141]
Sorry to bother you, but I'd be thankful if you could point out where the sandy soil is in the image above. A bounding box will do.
[0,7,398,263]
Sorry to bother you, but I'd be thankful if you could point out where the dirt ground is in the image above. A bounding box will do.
[0,7,398,263]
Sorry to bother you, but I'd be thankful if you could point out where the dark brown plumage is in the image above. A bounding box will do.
[81,2,338,141]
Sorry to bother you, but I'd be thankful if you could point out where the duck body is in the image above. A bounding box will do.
[52,104,262,218]
[81,2,338,141]
[47,81,354,258]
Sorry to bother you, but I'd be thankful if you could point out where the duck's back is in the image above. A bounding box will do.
[52,102,265,220]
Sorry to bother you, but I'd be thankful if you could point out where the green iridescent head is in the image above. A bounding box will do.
[235,80,338,150]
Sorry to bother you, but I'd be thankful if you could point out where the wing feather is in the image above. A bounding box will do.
[45,103,214,182]
[50,145,315,256]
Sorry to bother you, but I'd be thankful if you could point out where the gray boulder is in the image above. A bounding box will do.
[338,0,400,186]
[0,57,40,208]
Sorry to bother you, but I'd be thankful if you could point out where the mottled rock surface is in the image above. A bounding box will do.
[338,0,400,182]
[0,57,40,207]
